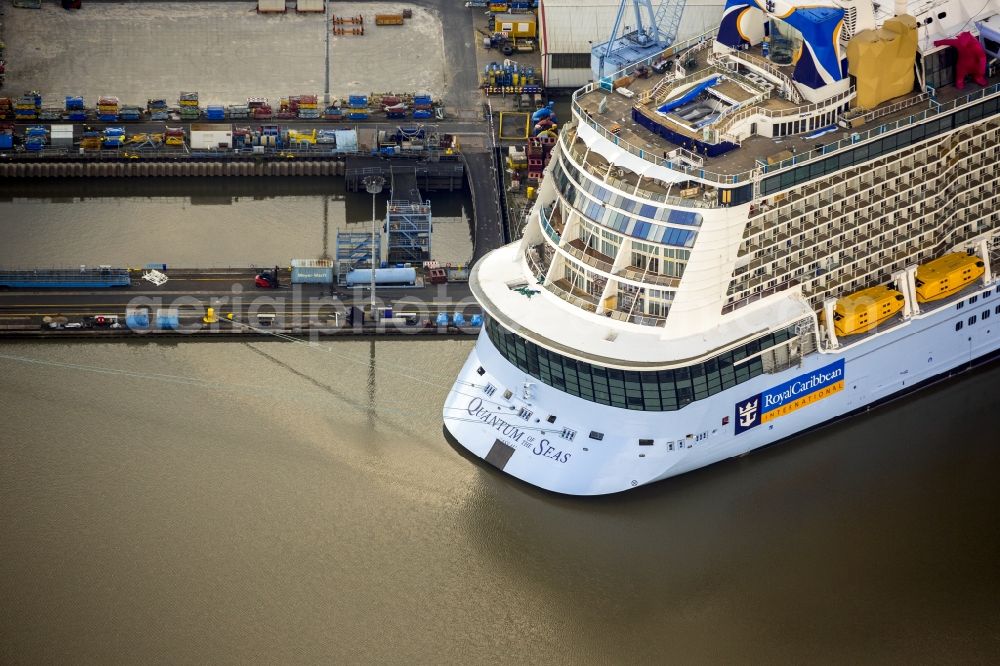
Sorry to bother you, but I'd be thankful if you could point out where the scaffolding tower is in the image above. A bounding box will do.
[387,166,432,263]
[335,232,382,283]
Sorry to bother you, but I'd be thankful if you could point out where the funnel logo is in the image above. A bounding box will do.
[734,359,845,435]
[734,396,762,434]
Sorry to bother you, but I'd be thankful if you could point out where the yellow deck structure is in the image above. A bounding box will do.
[833,286,905,336]
[915,253,985,303]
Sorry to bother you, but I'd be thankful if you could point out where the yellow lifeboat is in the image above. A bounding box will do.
[833,285,905,336]
[915,253,985,303]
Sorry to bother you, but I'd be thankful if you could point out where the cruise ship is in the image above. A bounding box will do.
[444,0,1000,494]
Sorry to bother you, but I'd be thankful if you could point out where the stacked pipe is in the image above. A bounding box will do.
[120,106,143,121]
[298,95,319,119]
[102,126,126,149]
[97,96,120,121]
[164,126,185,146]
[248,97,272,120]
[15,91,41,120]
[24,125,47,151]
[178,92,200,120]
[347,95,368,120]
[147,99,169,121]
[80,129,102,150]
[205,105,226,121]
[65,96,86,121]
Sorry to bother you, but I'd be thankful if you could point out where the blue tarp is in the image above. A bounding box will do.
[657,77,721,114]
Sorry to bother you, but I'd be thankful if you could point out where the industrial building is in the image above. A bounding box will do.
[538,0,726,89]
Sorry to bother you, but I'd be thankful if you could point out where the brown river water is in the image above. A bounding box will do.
[1,182,999,663]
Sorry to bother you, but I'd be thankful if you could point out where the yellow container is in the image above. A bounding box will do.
[494,13,537,39]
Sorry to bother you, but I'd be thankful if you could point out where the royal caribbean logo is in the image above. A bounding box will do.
[734,359,845,435]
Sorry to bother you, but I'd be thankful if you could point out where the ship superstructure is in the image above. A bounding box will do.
[444,0,1000,494]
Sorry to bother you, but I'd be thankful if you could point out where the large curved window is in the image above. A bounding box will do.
[553,159,699,247]
[484,317,799,411]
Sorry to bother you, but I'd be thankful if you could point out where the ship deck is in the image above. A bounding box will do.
[575,40,1000,180]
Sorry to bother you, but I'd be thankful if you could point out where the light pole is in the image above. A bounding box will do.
[324,0,330,107]
[362,175,385,318]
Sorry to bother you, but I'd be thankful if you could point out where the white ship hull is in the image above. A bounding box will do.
[444,285,1000,495]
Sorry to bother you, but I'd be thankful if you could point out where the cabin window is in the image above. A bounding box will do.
[983,310,991,320]
[968,316,977,325]
[995,305,1000,315]
[589,431,604,441]
[970,295,978,304]
[639,439,654,446]
[957,301,964,310]
[956,322,963,331]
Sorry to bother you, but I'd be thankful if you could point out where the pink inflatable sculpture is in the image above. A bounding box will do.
[934,31,988,90]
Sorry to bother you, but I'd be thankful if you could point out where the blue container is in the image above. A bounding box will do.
[98,114,119,122]
[65,96,85,110]
[413,95,431,105]
[470,314,483,327]
[435,313,449,327]
[156,310,180,329]
[120,109,141,121]
[0,135,12,149]
[67,111,87,121]
[412,110,432,119]
[126,312,149,330]
[347,112,368,120]
[452,313,466,326]
[25,139,44,151]
[348,95,368,108]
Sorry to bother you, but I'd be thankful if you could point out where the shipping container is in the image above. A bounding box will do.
[0,267,131,289]
[50,125,74,147]
[345,267,417,287]
[375,14,404,25]
[291,259,335,284]
[156,308,180,330]
[189,123,233,150]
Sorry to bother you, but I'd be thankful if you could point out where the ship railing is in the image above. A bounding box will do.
[860,92,930,122]
[539,206,561,244]
[717,86,856,137]
[616,266,681,288]
[574,51,1000,185]
[564,241,615,273]
[561,130,718,209]
[719,46,804,104]
[547,279,599,312]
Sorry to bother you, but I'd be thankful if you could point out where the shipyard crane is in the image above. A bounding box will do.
[592,0,688,80]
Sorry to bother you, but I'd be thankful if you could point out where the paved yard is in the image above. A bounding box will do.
[1,1,448,107]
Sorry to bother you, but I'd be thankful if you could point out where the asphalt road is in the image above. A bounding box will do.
[0,269,480,331]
